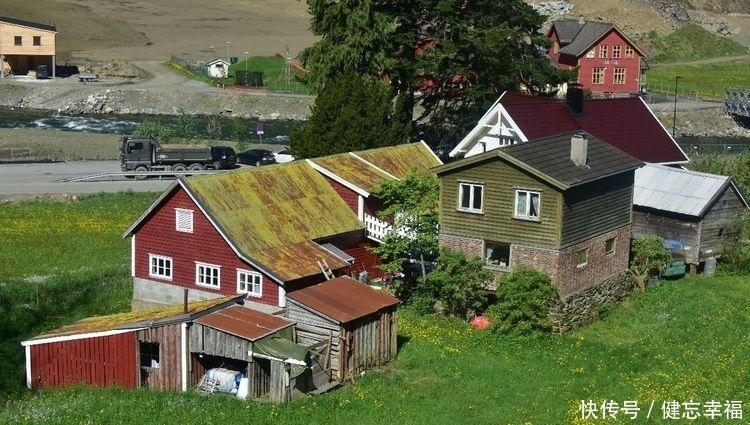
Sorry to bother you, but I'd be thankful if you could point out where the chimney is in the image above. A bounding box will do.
[570,133,588,167]
[566,83,584,114]
[578,16,585,26]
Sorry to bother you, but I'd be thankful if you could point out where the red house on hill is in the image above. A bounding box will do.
[547,18,647,96]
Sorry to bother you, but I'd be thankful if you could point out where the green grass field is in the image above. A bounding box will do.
[1,192,748,424]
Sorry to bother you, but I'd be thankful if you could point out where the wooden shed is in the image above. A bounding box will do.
[286,276,399,382]
[632,164,750,271]
[21,296,312,402]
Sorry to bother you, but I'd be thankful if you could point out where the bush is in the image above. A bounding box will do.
[485,265,557,335]
[721,212,750,274]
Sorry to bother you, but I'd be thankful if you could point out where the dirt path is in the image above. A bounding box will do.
[649,54,750,67]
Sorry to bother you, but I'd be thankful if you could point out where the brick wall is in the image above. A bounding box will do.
[438,234,484,258]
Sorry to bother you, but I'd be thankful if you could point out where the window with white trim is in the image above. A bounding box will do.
[149,254,173,280]
[625,46,634,58]
[237,269,262,297]
[599,45,608,58]
[613,68,626,85]
[196,262,220,288]
[514,190,540,220]
[592,67,605,85]
[612,45,621,59]
[458,182,484,213]
[586,49,595,58]
[605,238,616,255]
[175,208,194,233]
[576,248,588,267]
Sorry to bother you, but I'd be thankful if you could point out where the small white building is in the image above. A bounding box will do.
[206,58,229,78]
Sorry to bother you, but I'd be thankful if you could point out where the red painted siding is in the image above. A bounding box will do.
[324,176,359,214]
[133,188,279,306]
[30,332,138,389]
[570,31,642,94]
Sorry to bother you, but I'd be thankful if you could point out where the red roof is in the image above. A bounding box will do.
[287,276,399,324]
[499,93,688,164]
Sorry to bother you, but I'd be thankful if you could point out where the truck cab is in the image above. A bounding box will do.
[120,136,155,171]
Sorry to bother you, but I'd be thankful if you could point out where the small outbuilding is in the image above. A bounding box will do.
[632,164,750,272]
[286,276,399,382]
[205,58,229,78]
[21,296,315,402]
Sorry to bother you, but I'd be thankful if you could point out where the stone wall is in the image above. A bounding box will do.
[549,271,633,332]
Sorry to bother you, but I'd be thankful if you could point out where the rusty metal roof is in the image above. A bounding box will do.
[309,153,394,194]
[23,296,242,344]
[183,161,364,281]
[195,305,294,341]
[354,141,443,179]
[287,276,399,324]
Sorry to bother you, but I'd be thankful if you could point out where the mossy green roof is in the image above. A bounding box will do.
[24,296,240,343]
[354,142,442,178]
[183,161,364,281]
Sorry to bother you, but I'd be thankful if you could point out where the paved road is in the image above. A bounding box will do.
[0,161,173,201]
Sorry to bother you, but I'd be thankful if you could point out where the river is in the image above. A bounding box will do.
[0,107,296,145]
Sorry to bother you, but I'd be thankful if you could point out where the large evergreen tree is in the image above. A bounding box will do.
[301,0,573,146]
[289,69,411,158]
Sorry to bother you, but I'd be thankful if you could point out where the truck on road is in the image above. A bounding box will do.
[119,136,236,174]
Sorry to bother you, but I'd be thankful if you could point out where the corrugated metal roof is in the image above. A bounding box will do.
[25,296,241,343]
[634,164,737,217]
[183,162,364,281]
[287,276,399,324]
[310,153,394,194]
[195,305,294,341]
[354,142,443,178]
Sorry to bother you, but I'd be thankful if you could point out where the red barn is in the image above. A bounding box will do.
[548,18,647,96]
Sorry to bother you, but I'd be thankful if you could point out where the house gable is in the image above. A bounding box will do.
[452,91,689,165]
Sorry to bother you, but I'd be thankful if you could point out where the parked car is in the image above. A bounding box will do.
[273,148,295,163]
[36,65,49,79]
[210,146,237,169]
[237,149,276,166]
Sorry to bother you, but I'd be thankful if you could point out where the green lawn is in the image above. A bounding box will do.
[1,193,748,424]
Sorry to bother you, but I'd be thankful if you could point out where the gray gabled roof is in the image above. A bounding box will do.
[0,16,56,32]
[634,164,750,217]
[436,131,643,191]
[550,19,645,58]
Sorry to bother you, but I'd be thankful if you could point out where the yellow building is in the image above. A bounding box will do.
[0,16,57,78]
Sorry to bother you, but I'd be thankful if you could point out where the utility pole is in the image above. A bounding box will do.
[672,76,681,137]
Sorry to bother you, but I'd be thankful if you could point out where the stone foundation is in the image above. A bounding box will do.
[549,272,633,333]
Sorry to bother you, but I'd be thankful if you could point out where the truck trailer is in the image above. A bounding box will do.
[119,136,236,174]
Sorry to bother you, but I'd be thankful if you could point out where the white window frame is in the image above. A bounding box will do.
[237,269,262,297]
[586,49,595,58]
[612,45,621,59]
[613,68,626,85]
[592,67,605,85]
[599,45,608,58]
[514,190,540,220]
[149,254,173,280]
[625,46,634,58]
[458,181,484,214]
[576,248,589,268]
[175,208,194,233]
[195,262,220,288]
[605,238,616,255]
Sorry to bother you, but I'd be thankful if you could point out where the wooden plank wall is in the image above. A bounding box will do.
[189,323,252,360]
[30,332,137,389]
[138,324,182,390]
[287,301,343,379]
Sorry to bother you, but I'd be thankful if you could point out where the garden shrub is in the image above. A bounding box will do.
[485,265,557,335]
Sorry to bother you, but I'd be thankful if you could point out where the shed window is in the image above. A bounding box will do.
[14,36,22,46]
[33,36,41,46]
[576,248,588,267]
[139,341,160,369]
[514,190,540,220]
[237,269,262,297]
[458,182,484,213]
[175,208,194,233]
[149,254,173,280]
[196,262,220,288]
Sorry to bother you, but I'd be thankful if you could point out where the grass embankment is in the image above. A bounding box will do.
[643,24,750,100]
[169,55,310,95]
[1,192,749,424]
